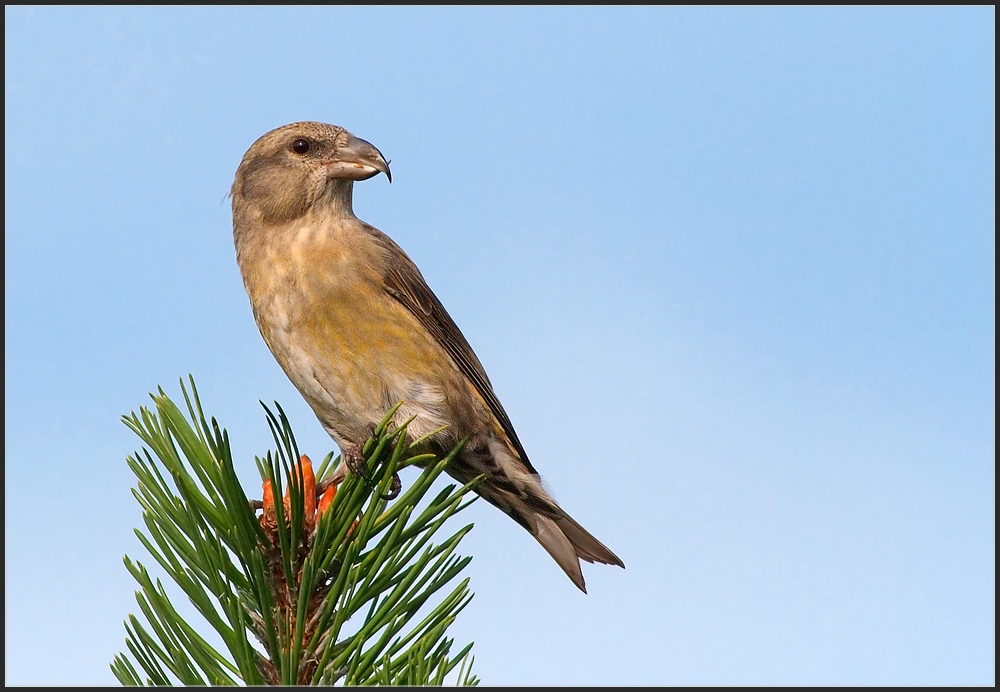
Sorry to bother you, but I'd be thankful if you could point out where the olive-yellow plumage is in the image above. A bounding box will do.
[232,121,623,592]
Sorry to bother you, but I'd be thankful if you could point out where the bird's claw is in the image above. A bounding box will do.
[344,439,401,501]
[379,473,402,501]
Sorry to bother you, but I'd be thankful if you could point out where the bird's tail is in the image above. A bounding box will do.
[529,507,625,593]
[456,441,625,593]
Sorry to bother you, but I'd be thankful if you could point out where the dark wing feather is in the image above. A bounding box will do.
[365,225,537,475]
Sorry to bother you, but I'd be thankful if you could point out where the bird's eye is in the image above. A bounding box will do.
[291,138,311,154]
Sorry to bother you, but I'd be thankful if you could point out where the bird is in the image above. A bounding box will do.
[231,121,623,592]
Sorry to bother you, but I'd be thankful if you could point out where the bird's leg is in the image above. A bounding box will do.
[337,429,402,501]
[344,440,368,478]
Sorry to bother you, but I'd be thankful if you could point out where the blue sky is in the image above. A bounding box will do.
[5,6,994,685]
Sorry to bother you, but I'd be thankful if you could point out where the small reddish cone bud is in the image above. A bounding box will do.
[298,455,317,520]
[318,484,337,516]
[261,479,278,532]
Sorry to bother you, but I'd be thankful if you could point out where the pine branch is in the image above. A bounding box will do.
[112,375,480,686]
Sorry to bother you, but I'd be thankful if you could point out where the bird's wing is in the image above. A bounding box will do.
[365,225,537,474]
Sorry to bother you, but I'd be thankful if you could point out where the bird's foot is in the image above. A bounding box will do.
[343,438,402,501]
[344,441,368,478]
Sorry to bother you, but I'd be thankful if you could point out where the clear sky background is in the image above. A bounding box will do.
[5,6,994,685]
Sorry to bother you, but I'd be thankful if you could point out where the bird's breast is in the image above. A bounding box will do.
[239,221,465,448]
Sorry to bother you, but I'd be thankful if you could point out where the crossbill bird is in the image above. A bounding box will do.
[231,122,623,592]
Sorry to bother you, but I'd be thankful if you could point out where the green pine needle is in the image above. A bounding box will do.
[113,375,480,686]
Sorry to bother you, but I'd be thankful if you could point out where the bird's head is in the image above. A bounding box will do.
[232,121,391,227]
